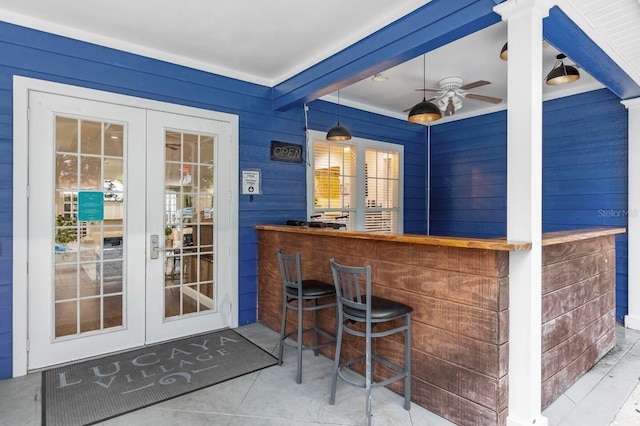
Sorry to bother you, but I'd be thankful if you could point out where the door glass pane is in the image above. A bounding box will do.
[164,130,216,319]
[55,301,77,338]
[56,155,78,188]
[104,124,124,157]
[80,120,102,155]
[79,298,101,333]
[80,156,101,190]
[53,115,125,338]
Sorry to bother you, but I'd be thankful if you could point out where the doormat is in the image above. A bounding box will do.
[42,329,277,426]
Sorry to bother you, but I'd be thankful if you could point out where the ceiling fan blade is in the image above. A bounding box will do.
[402,97,437,112]
[415,88,441,92]
[445,99,455,116]
[465,93,503,104]
[459,80,491,90]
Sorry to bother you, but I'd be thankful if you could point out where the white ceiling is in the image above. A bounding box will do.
[0,0,638,123]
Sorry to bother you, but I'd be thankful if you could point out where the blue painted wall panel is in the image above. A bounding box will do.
[430,111,507,238]
[430,88,628,321]
[0,359,10,379]
[0,308,9,334]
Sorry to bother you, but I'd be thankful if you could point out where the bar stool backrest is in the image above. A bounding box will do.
[277,249,303,294]
[330,259,372,319]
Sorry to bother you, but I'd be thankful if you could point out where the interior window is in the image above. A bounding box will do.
[307,130,403,233]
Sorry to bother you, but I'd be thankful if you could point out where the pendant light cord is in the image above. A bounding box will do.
[337,90,342,124]
[422,55,427,102]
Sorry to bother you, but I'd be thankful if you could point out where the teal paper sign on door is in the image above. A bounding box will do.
[77,191,104,221]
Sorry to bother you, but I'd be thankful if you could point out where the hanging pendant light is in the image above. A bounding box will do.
[326,91,352,141]
[546,53,580,85]
[408,55,441,123]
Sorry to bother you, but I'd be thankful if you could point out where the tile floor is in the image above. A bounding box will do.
[1,322,639,426]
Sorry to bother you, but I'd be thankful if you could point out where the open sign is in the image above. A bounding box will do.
[270,141,302,163]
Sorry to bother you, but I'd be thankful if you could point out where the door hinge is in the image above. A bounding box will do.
[26,338,30,352]
[26,108,30,122]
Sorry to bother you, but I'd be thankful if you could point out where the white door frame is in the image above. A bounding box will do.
[12,76,239,377]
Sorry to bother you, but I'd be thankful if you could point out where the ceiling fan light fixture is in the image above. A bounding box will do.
[500,42,508,61]
[438,96,463,116]
[546,53,580,85]
[326,90,352,141]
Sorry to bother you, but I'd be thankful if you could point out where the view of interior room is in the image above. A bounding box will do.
[52,118,217,336]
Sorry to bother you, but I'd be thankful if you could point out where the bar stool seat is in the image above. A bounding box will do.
[277,249,336,384]
[329,258,413,426]
[285,279,336,298]
[343,295,411,320]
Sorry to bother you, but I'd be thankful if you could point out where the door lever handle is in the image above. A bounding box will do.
[150,234,173,259]
[150,234,167,259]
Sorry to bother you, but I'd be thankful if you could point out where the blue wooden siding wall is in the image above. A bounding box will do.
[430,88,629,322]
[430,110,508,238]
[0,20,299,379]
[0,22,428,379]
[544,90,628,322]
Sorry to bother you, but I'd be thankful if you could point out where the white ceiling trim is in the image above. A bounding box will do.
[275,1,433,85]
[0,1,432,87]
[622,97,640,108]
[0,8,273,86]
[558,0,640,85]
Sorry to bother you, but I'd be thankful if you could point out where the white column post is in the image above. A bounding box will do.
[624,98,640,330]
[494,1,553,425]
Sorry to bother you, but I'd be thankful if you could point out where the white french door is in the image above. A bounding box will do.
[145,110,234,343]
[25,86,237,370]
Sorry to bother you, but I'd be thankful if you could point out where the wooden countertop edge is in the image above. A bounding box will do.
[541,227,626,246]
[255,225,531,251]
[256,225,626,251]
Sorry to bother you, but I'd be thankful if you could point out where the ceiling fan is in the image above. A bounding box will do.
[405,77,502,116]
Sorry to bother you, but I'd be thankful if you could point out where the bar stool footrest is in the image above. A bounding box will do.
[337,354,409,389]
[282,328,336,352]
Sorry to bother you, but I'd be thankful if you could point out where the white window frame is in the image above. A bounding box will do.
[306,130,404,233]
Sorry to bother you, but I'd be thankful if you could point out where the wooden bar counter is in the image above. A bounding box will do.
[256,225,624,425]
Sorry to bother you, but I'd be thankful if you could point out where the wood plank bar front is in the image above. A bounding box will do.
[255,225,624,425]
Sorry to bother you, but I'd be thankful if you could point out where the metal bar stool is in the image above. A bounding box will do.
[277,249,337,384]
[329,258,413,426]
